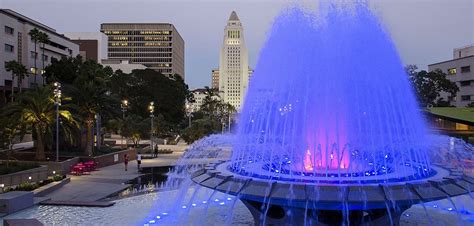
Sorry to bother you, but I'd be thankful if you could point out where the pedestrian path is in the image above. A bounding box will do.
[42,147,189,203]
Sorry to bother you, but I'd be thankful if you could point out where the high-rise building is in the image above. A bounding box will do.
[0,9,79,105]
[212,67,253,91]
[211,69,219,89]
[100,23,184,78]
[64,32,108,62]
[429,45,474,107]
[218,11,251,110]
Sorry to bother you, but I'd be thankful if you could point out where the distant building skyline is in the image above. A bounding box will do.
[1,0,473,89]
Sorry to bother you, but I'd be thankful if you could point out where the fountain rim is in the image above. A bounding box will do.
[191,161,474,210]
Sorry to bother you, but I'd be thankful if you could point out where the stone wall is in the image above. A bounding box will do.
[0,165,48,187]
[7,157,80,176]
[81,148,137,168]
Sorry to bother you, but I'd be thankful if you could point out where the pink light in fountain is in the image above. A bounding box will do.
[304,110,350,172]
[304,149,314,171]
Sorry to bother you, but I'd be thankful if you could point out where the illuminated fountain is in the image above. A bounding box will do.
[191,3,474,225]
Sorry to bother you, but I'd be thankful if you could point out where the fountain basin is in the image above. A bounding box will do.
[192,161,474,225]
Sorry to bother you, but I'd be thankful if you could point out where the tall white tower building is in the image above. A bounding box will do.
[219,11,250,110]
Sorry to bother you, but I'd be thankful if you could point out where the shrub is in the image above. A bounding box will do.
[16,181,39,191]
[53,174,64,181]
[157,149,173,154]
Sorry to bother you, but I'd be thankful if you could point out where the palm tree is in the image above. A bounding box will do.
[37,32,50,84]
[1,86,79,160]
[28,28,41,85]
[68,82,115,156]
[200,86,221,118]
[5,60,28,101]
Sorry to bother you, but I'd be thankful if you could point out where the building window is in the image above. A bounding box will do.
[42,54,48,61]
[4,44,14,52]
[448,68,457,75]
[461,95,471,101]
[4,26,14,35]
[460,81,471,86]
[30,51,38,59]
[461,66,471,73]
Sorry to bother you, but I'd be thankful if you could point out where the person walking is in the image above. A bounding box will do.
[137,152,142,171]
[124,154,129,171]
[154,144,158,158]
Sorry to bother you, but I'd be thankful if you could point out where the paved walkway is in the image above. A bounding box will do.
[43,145,188,202]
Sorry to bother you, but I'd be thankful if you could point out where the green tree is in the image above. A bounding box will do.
[407,65,459,107]
[0,117,26,167]
[5,60,28,101]
[28,28,41,84]
[38,31,50,84]
[121,114,149,147]
[44,56,117,155]
[182,118,220,144]
[182,87,237,143]
[110,69,190,135]
[199,86,222,119]
[44,55,83,84]
[1,86,79,160]
[67,81,116,156]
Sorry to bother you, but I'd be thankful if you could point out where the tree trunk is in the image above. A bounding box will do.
[80,129,87,151]
[34,42,37,84]
[84,119,94,156]
[35,127,45,160]
[6,142,13,168]
[18,77,22,93]
[42,44,45,84]
[11,73,14,102]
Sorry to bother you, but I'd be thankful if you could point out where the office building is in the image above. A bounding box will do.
[0,9,79,105]
[429,45,474,107]
[64,32,108,62]
[100,23,184,78]
[189,88,207,112]
[212,69,220,90]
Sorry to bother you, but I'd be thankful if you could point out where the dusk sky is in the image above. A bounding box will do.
[1,0,472,89]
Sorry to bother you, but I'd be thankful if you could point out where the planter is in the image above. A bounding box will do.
[7,157,80,176]
[0,191,34,215]
[0,166,48,188]
[33,177,70,197]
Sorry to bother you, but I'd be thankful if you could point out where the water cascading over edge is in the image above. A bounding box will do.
[230,5,433,184]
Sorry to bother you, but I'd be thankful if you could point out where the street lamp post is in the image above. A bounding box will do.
[121,100,128,149]
[228,111,231,133]
[149,102,155,152]
[186,104,192,128]
[53,82,61,162]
